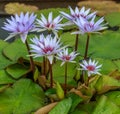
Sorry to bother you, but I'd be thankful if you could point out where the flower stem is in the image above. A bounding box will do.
[43,56,46,75]
[84,34,90,59]
[49,61,53,88]
[64,62,67,95]
[75,34,79,51]
[25,40,35,72]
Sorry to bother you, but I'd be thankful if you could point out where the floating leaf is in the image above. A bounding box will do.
[6,63,30,79]
[92,95,120,114]
[0,40,14,69]
[77,31,120,60]
[3,38,28,61]
[53,61,76,84]
[94,75,120,94]
[77,102,96,114]
[3,35,42,63]
[0,70,16,84]
[94,58,117,75]
[49,97,72,114]
[68,93,83,113]
[61,32,76,46]
[0,79,45,114]
[0,85,9,93]
[105,91,120,106]
[105,12,120,26]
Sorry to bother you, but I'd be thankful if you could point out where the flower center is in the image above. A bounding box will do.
[46,23,54,28]
[86,65,95,71]
[43,46,54,53]
[62,55,71,61]
[84,23,94,31]
[80,14,86,18]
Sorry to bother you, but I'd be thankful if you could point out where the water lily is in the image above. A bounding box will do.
[60,6,96,24]
[30,34,63,64]
[73,15,107,34]
[80,59,102,77]
[36,12,63,37]
[56,48,79,66]
[2,12,36,43]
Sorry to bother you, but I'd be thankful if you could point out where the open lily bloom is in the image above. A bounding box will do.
[36,12,63,37]
[30,34,63,64]
[73,15,108,34]
[60,6,96,24]
[56,48,79,66]
[2,12,36,43]
[80,59,102,77]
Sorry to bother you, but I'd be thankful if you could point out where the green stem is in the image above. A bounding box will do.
[49,61,53,88]
[64,62,67,95]
[25,40,35,72]
[75,34,79,51]
[84,34,90,59]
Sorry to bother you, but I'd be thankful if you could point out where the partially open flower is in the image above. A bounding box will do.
[73,15,107,34]
[36,12,63,37]
[30,34,63,64]
[80,59,102,77]
[2,12,36,43]
[60,6,96,24]
[56,48,79,66]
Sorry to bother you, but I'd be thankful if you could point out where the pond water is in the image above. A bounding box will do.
[0,16,10,40]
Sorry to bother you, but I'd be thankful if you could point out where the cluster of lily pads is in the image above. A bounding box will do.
[0,6,120,114]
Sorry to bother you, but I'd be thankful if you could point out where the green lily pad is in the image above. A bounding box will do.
[105,12,120,26]
[94,75,120,94]
[105,91,120,106]
[0,79,45,114]
[3,35,42,63]
[0,40,14,69]
[92,95,120,114]
[0,70,16,84]
[6,63,30,79]
[3,38,28,61]
[49,97,72,114]
[53,61,76,84]
[78,31,120,60]
[61,32,77,46]
[95,58,117,75]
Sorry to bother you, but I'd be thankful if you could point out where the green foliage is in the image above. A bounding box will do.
[0,79,45,114]
[105,12,120,26]
[6,63,30,79]
[0,70,16,84]
[56,82,64,100]
[49,97,72,114]
[0,40,14,69]
[3,38,28,61]
[92,95,120,114]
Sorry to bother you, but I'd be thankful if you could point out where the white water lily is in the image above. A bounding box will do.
[30,34,63,64]
[60,6,96,24]
[56,48,79,66]
[72,15,108,34]
[36,12,64,37]
[80,59,102,77]
[2,12,36,43]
